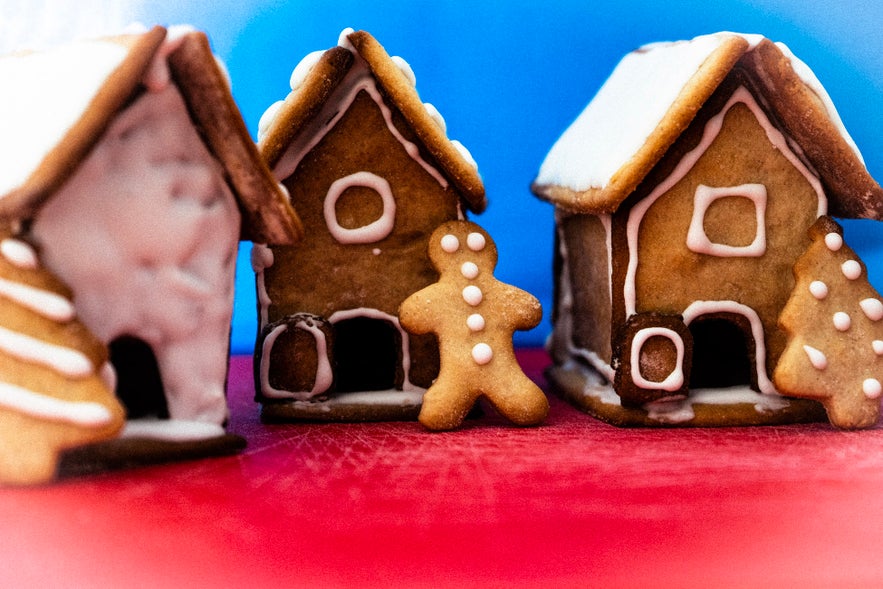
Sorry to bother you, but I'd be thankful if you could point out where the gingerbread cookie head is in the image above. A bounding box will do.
[429,221,498,278]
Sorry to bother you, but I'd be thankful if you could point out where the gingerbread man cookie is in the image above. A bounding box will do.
[399,221,549,430]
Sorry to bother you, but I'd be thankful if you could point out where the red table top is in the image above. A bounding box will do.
[3,349,883,588]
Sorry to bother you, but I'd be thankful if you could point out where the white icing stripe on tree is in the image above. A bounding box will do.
[0,325,93,377]
[0,380,112,427]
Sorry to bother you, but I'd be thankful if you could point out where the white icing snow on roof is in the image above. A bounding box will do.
[535,32,864,193]
[0,40,128,199]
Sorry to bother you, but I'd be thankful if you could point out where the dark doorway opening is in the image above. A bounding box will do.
[333,317,400,393]
[688,316,753,389]
[109,336,168,419]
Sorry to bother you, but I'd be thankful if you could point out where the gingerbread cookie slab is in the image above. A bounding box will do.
[532,32,883,427]
[254,29,485,421]
[399,221,548,430]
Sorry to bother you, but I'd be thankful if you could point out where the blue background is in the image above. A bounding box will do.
[131,0,883,352]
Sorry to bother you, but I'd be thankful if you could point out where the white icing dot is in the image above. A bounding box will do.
[290,50,325,91]
[466,232,486,252]
[257,100,284,143]
[451,140,479,170]
[873,340,883,356]
[809,280,828,300]
[466,313,485,332]
[391,55,416,87]
[860,298,883,321]
[863,378,882,399]
[833,311,851,332]
[824,232,843,252]
[372,248,382,256]
[461,261,479,279]
[440,234,459,253]
[471,343,493,365]
[0,238,38,269]
[423,103,447,134]
[802,345,828,370]
[841,260,862,280]
[462,285,483,306]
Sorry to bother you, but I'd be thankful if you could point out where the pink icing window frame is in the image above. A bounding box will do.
[629,327,686,392]
[686,183,767,258]
[323,171,396,245]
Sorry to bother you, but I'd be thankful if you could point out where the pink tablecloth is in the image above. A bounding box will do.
[2,350,882,588]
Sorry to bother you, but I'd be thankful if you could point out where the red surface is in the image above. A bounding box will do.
[3,349,883,588]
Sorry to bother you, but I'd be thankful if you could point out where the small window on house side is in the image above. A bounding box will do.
[686,184,767,257]
[324,171,396,244]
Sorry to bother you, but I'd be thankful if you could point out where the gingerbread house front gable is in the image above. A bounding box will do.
[534,32,883,425]
[256,29,485,321]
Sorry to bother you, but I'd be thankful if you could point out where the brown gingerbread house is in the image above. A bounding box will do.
[254,29,486,421]
[531,33,883,426]
[0,25,301,469]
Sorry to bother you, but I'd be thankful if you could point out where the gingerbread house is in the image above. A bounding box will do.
[531,33,883,426]
[254,29,485,421]
[0,25,301,466]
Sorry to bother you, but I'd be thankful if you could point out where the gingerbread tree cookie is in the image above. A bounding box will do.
[399,221,549,431]
[773,216,883,429]
[0,233,125,485]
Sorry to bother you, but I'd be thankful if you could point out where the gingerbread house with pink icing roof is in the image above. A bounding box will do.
[0,25,300,466]
[253,28,486,422]
[531,32,883,426]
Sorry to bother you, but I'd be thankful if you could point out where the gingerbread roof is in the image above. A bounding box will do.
[532,32,883,220]
[0,26,302,244]
[259,29,486,214]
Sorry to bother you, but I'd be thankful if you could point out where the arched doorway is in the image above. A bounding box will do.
[109,336,168,419]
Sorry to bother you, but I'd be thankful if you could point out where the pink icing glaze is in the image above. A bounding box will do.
[31,62,241,430]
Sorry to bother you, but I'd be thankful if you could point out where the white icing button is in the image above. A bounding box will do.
[824,232,843,252]
[863,378,882,400]
[471,343,493,365]
[860,298,883,321]
[466,232,486,252]
[808,280,828,300]
[466,313,485,332]
[440,234,459,253]
[841,260,862,280]
[873,340,883,356]
[461,261,479,279]
[802,345,828,370]
[462,285,483,306]
[0,238,38,270]
[833,312,851,332]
